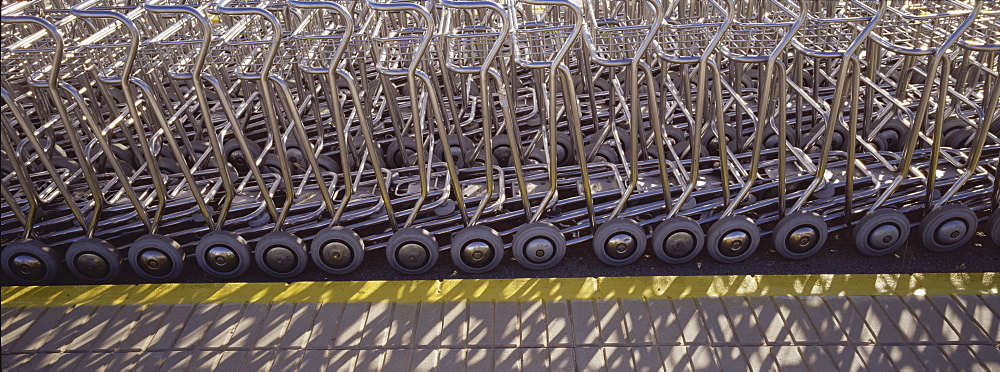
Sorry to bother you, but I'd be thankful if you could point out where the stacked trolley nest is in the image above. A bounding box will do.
[1,0,998,284]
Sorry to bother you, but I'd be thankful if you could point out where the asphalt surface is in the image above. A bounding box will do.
[16,227,997,286]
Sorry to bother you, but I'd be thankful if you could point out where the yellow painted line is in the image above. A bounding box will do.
[1,272,996,308]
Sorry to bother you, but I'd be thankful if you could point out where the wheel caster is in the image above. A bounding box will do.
[223,139,262,173]
[554,132,575,166]
[386,228,438,275]
[433,134,474,168]
[584,143,619,164]
[1,239,60,285]
[512,221,566,270]
[593,218,646,266]
[773,211,828,260]
[66,238,120,283]
[852,209,910,256]
[918,204,977,252]
[385,138,419,168]
[255,231,308,278]
[311,226,365,275]
[706,216,760,263]
[651,216,704,264]
[128,234,185,282]
[196,231,251,279]
[450,225,504,274]
[990,209,1000,247]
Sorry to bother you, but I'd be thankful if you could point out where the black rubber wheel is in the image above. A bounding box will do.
[223,139,263,173]
[491,135,515,167]
[128,234,185,282]
[255,231,308,278]
[196,231,252,279]
[450,225,504,274]
[651,216,704,264]
[989,209,1000,247]
[316,154,341,173]
[1,239,60,285]
[852,209,910,256]
[882,120,909,152]
[385,137,419,169]
[918,204,977,252]
[773,211,829,260]
[555,132,575,166]
[310,226,365,275]
[512,221,566,270]
[702,125,738,156]
[433,134,474,168]
[592,218,647,266]
[66,238,120,283]
[386,228,438,275]
[942,127,974,148]
[706,216,761,263]
[584,143,620,164]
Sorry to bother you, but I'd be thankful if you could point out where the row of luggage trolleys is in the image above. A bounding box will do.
[1,0,998,285]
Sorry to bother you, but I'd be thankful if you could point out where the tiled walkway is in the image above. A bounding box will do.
[2,275,999,371]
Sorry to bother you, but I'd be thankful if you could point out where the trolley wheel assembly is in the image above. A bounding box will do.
[512,221,566,270]
[918,204,977,252]
[196,231,252,279]
[66,238,120,284]
[990,209,1000,247]
[385,137,419,168]
[651,216,704,264]
[386,228,438,275]
[128,234,185,282]
[773,211,828,260]
[433,134,475,168]
[593,218,646,266]
[450,225,504,274]
[584,143,619,164]
[2,239,60,285]
[223,139,262,172]
[311,226,365,275]
[852,209,910,256]
[706,216,761,263]
[255,231,308,278]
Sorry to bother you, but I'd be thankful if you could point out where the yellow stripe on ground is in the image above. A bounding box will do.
[2,273,997,307]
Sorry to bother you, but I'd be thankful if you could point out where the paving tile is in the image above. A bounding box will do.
[632,346,663,372]
[596,300,628,345]
[856,345,894,370]
[797,346,836,371]
[571,300,601,346]
[467,348,494,371]
[771,347,807,372]
[66,305,121,352]
[306,302,344,348]
[50,352,86,370]
[244,350,277,371]
[772,296,821,344]
[687,345,720,370]
[520,301,547,347]
[721,297,764,345]
[441,301,469,346]
[467,301,494,346]
[199,303,244,349]
[494,348,522,371]
[23,352,64,371]
[849,295,905,344]
[382,349,413,371]
[658,346,693,372]
[953,295,1000,342]
[1,306,23,330]
[160,351,195,371]
[824,296,876,344]
[414,302,443,347]
[299,350,331,371]
[673,299,709,344]
[409,349,439,372]
[521,347,550,371]
[1,353,33,371]
[281,302,319,349]
[387,302,418,347]
[741,346,777,372]
[11,306,71,353]
[825,345,866,372]
[940,345,985,372]
[494,302,520,347]
[576,346,607,372]
[147,304,196,351]
[175,303,221,350]
[329,349,360,372]
[980,295,1000,317]
[698,297,738,345]
[622,299,656,345]
[714,346,750,371]
[549,347,575,371]
[273,350,305,372]
[334,302,371,347]
[93,304,144,352]
[356,349,388,371]
[256,302,294,348]
[106,352,142,370]
[928,295,990,343]
[903,296,960,343]
[1,306,44,353]
[361,302,394,347]
[134,351,168,371]
[874,295,931,343]
[883,346,923,372]
[75,352,114,371]
[227,302,269,349]
[966,345,1000,372]
[437,348,466,371]
[648,299,684,345]
[748,297,792,345]
[187,350,223,371]
[911,345,950,371]
[40,305,95,352]
[603,347,634,371]
[546,300,574,346]
[798,296,848,344]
